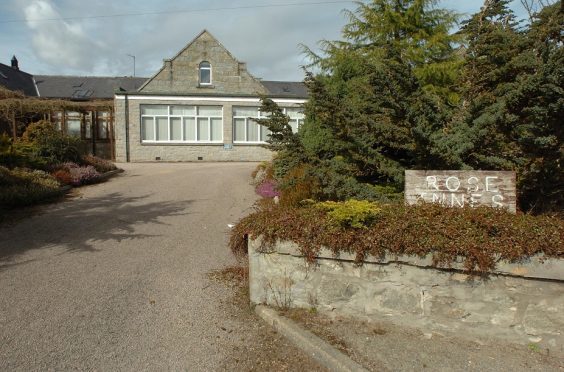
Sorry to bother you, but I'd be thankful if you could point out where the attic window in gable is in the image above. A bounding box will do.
[199,61,212,85]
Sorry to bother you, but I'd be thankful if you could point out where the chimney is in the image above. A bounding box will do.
[11,55,19,70]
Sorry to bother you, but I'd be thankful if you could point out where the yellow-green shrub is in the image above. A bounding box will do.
[315,199,381,228]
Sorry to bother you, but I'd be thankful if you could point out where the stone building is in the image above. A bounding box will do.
[114,30,308,162]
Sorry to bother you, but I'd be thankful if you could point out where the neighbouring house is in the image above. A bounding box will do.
[34,75,146,159]
[114,30,308,162]
[0,56,40,97]
[0,55,145,159]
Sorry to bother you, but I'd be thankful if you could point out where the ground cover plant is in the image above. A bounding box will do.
[230,201,564,274]
[0,166,62,207]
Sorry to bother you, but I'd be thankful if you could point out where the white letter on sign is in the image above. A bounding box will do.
[426,176,439,190]
[445,176,461,192]
[486,176,499,192]
[492,194,504,207]
[467,176,479,193]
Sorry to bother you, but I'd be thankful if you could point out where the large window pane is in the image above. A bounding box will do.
[156,117,168,141]
[85,115,92,139]
[52,112,63,131]
[141,117,154,140]
[234,118,246,141]
[66,119,81,137]
[198,106,222,117]
[247,121,259,142]
[171,106,195,116]
[285,108,304,119]
[260,126,271,142]
[210,118,222,141]
[170,117,182,141]
[289,120,298,133]
[97,120,108,139]
[197,118,209,141]
[184,117,196,141]
[233,107,258,117]
[141,105,168,115]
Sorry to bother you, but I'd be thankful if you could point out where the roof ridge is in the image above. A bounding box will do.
[35,74,148,79]
[0,62,34,77]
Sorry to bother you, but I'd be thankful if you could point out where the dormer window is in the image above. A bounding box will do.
[199,61,212,85]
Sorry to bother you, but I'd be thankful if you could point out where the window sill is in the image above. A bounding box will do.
[198,84,215,89]
[233,142,268,146]
[140,141,224,146]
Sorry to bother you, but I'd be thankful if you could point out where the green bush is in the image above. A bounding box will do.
[315,199,381,228]
[0,141,49,170]
[21,120,81,163]
[0,166,63,207]
[230,203,564,273]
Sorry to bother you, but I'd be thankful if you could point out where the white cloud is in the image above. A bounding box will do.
[23,0,108,73]
[1,0,532,80]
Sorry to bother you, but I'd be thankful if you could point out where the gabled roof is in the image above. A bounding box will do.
[35,75,147,100]
[138,29,263,92]
[261,81,308,99]
[0,62,39,97]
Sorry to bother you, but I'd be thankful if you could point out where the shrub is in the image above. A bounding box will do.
[0,166,62,207]
[68,165,100,186]
[315,199,381,228]
[52,169,73,185]
[278,164,320,206]
[82,155,117,173]
[0,136,48,170]
[52,162,101,186]
[230,203,564,274]
[21,120,81,163]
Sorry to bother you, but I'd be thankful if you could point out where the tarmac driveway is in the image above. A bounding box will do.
[0,163,321,371]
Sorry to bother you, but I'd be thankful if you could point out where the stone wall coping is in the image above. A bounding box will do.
[250,238,564,281]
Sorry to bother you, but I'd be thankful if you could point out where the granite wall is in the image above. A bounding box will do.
[249,239,564,355]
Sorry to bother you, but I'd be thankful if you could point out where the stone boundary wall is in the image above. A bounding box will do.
[248,239,564,355]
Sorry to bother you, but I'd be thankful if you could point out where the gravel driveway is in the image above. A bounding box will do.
[0,163,322,371]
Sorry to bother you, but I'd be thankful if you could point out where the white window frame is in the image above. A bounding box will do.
[233,107,304,144]
[199,61,212,86]
[140,105,223,144]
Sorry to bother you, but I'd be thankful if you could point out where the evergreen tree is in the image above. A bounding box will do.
[506,2,563,212]
[297,0,461,190]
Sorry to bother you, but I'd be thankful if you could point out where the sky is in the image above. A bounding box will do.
[0,0,533,82]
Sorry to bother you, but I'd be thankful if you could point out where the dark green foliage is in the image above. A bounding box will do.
[263,0,462,204]
[230,203,563,273]
[260,0,561,213]
[452,1,563,213]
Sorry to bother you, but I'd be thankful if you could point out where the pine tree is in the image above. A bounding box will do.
[506,3,563,212]
[453,0,524,170]
[297,0,461,189]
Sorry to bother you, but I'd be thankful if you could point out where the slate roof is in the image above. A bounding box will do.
[261,80,308,99]
[0,62,39,97]
[35,75,148,100]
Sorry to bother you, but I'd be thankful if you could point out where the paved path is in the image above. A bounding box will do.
[0,163,319,371]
